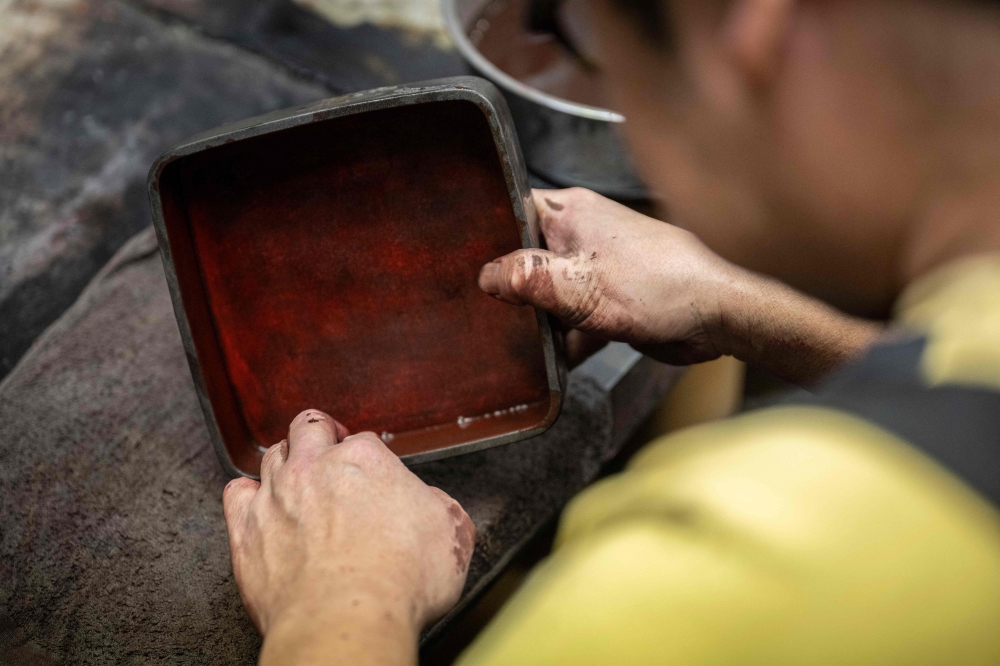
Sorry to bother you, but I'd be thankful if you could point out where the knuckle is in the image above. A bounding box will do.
[260,443,282,466]
[337,432,388,465]
[224,476,253,498]
[352,431,386,448]
[564,187,595,209]
[570,186,598,201]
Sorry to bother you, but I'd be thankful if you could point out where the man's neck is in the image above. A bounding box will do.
[886,0,1000,289]
[902,182,1000,287]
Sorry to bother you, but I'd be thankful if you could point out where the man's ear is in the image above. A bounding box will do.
[723,0,795,84]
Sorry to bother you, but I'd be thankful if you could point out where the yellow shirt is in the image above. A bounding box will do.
[457,255,1000,666]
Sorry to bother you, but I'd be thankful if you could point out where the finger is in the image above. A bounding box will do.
[287,409,347,462]
[221,476,263,633]
[222,476,260,545]
[259,439,287,482]
[336,431,398,470]
[478,249,599,328]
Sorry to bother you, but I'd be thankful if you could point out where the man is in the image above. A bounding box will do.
[221,0,1000,663]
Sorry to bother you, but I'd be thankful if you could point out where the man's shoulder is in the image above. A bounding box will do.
[565,403,1000,549]
[459,404,1000,666]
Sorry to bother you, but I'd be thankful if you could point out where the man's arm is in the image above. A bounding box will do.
[479,188,882,385]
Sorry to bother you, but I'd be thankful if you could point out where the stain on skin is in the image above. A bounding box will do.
[307,418,319,423]
[521,256,556,303]
[545,254,601,328]
[495,246,602,329]
[544,198,564,211]
[448,503,475,574]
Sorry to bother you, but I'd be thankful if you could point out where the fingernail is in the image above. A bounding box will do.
[478,262,500,295]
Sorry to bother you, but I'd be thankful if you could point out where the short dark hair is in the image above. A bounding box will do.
[611,0,669,48]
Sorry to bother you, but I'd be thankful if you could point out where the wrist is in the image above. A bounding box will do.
[260,582,419,666]
[709,267,882,384]
[700,261,761,360]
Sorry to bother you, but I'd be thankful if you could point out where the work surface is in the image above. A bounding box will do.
[0,0,678,662]
[0,229,677,664]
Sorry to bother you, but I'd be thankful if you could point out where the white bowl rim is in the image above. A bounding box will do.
[442,0,626,123]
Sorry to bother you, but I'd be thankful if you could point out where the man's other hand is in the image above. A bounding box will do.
[480,188,882,384]
[479,187,738,366]
[222,409,475,666]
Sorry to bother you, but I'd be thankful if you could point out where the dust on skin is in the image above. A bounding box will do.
[295,410,350,443]
[482,248,603,329]
[448,502,475,574]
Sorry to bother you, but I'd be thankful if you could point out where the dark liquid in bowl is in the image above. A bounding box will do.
[469,0,608,109]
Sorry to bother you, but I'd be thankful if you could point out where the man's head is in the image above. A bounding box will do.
[560,0,1000,315]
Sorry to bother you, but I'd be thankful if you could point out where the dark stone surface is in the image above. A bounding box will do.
[0,0,332,379]
[0,229,675,665]
[0,0,466,381]
[135,0,465,93]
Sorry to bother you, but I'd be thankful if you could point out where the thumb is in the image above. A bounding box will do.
[478,249,598,327]
[222,476,260,546]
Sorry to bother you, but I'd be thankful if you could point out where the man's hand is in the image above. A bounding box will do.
[223,409,475,666]
[480,188,882,384]
[480,188,735,365]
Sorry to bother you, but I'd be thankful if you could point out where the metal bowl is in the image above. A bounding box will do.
[443,0,648,200]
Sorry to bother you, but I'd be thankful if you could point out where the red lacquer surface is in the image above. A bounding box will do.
[161,100,552,470]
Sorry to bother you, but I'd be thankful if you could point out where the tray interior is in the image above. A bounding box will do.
[156,99,554,474]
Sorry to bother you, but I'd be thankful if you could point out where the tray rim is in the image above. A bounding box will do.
[147,75,566,478]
